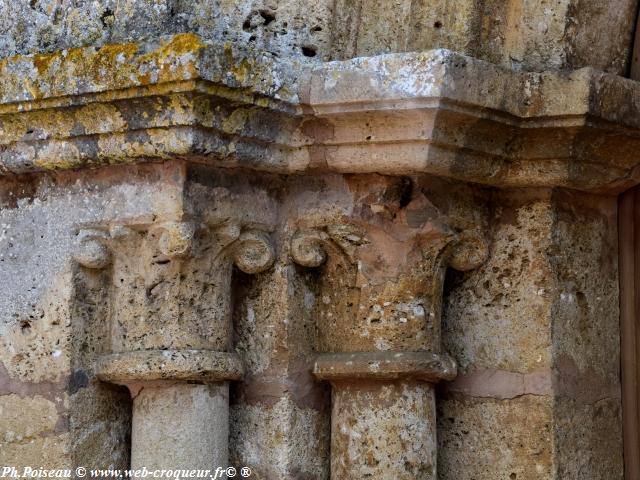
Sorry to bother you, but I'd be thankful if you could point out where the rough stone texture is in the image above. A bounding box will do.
[0,2,634,478]
[0,0,636,72]
[106,222,235,352]
[284,174,488,479]
[96,350,244,383]
[440,188,623,479]
[0,163,179,469]
[551,190,623,479]
[331,380,437,479]
[0,393,58,443]
[230,396,330,479]
[332,0,638,73]
[0,154,627,477]
[313,351,457,382]
[2,34,640,192]
[0,0,335,61]
[230,255,331,479]
[438,395,554,479]
[443,189,554,374]
[77,165,279,468]
[0,435,72,469]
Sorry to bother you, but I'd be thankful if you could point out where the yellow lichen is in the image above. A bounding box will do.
[137,34,205,84]
[75,104,128,134]
[222,108,249,134]
[0,34,208,104]
[154,33,205,59]
[166,95,197,125]
[33,51,61,75]
[86,42,141,87]
[222,43,255,85]
[0,109,74,143]
[33,158,83,170]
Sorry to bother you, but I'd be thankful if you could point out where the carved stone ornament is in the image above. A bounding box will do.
[75,218,275,471]
[289,210,487,479]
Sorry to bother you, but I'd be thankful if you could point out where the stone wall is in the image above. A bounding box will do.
[0,0,637,71]
[0,165,488,477]
[551,190,622,479]
[0,164,183,467]
[440,189,557,479]
[0,163,625,478]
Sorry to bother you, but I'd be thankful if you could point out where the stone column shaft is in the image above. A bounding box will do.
[96,349,244,471]
[131,383,228,470]
[314,351,455,478]
[331,381,435,476]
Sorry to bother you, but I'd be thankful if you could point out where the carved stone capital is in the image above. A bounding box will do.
[72,219,274,356]
[288,188,488,355]
[83,217,268,471]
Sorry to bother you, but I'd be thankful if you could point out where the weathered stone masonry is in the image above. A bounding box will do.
[91,220,275,470]
[0,2,638,479]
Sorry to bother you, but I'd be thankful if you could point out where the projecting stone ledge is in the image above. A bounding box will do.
[2,33,640,191]
[313,351,457,383]
[96,350,244,384]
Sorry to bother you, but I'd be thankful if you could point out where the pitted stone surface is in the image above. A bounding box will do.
[131,383,229,470]
[440,188,624,479]
[331,380,437,479]
[0,0,635,73]
[0,34,638,190]
[313,351,457,382]
[437,395,554,479]
[0,3,633,477]
[0,163,181,470]
[96,350,244,384]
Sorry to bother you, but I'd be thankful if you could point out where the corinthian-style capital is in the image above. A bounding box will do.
[291,185,489,480]
[289,188,488,354]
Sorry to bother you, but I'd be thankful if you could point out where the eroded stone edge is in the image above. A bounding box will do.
[95,349,245,384]
[313,351,457,383]
[0,34,639,191]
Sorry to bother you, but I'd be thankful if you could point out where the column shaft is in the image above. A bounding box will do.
[131,383,229,470]
[314,351,456,479]
[331,380,436,478]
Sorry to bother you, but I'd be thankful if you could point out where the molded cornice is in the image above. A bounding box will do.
[1,33,640,192]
